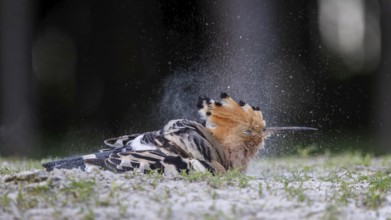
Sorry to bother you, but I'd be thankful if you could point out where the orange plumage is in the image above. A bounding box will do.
[198,93,267,171]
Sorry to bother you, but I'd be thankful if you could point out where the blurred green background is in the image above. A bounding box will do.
[0,0,390,158]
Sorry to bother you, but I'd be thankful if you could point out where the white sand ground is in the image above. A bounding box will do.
[1,154,391,220]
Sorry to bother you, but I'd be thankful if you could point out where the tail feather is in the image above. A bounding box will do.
[42,156,86,171]
[42,149,121,172]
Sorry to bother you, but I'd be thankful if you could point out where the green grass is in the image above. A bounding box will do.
[283,181,307,203]
[363,171,391,209]
[62,179,96,202]
[0,157,42,175]
[321,204,341,220]
[1,152,391,219]
[180,168,255,188]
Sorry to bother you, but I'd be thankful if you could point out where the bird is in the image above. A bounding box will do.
[42,93,317,175]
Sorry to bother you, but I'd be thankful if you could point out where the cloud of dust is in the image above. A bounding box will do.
[157,0,318,155]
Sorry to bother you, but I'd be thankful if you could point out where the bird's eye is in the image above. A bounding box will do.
[243,130,252,135]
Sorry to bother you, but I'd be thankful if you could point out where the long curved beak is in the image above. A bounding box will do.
[263,126,318,137]
[265,127,318,132]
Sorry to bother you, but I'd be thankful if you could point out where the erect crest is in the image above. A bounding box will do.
[197,92,266,135]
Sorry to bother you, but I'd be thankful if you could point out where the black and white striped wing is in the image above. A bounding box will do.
[85,119,227,174]
[161,119,227,165]
[43,119,227,175]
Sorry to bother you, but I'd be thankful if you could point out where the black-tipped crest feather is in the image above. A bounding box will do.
[220,92,228,99]
[197,97,204,109]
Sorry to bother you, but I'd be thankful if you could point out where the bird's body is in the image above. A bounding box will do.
[43,119,228,175]
[42,93,316,175]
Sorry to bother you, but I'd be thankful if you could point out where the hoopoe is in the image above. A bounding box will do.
[42,93,316,175]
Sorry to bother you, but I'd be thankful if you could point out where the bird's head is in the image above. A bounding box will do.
[197,92,317,170]
[197,93,267,158]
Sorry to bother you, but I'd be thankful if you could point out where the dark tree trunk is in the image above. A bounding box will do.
[375,0,391,153]
[0,0,37,156]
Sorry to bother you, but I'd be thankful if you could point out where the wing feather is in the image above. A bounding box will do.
[46,119,227,175]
